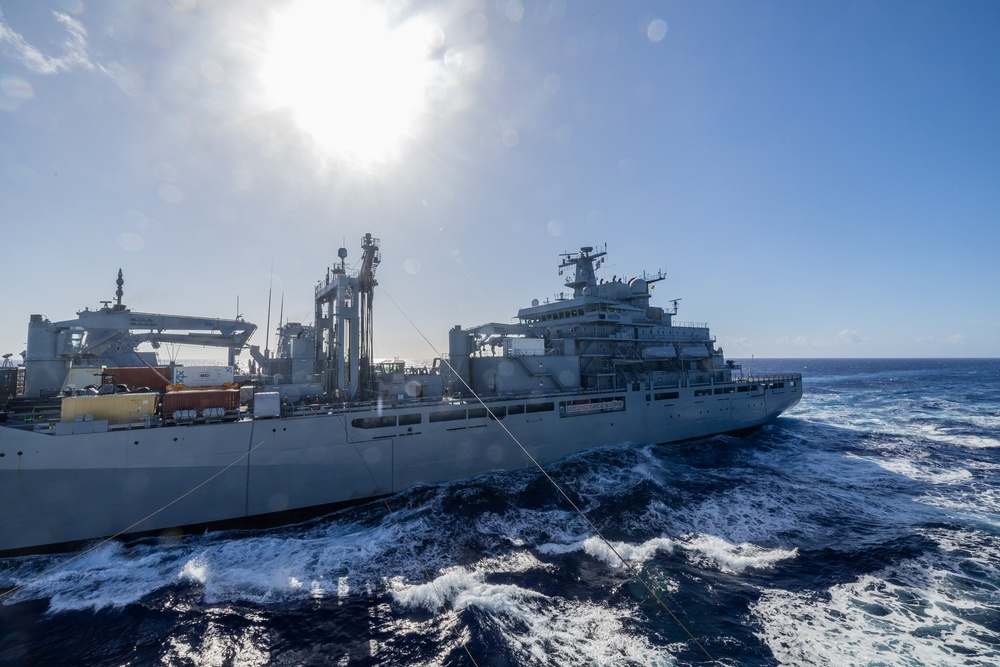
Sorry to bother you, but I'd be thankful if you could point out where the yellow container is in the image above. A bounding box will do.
[61,393,159,424]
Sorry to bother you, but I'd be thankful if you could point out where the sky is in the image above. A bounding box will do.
[1,0,998,363]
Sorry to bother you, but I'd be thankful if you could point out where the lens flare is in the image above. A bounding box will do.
[261,0,439,165]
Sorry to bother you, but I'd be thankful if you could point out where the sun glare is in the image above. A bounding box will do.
[261,0,437,164]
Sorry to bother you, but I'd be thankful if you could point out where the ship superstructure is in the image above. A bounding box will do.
[0,236,801,553]
[445,245,734,399]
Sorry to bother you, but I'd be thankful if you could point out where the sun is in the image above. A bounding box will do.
[260,0,438,164]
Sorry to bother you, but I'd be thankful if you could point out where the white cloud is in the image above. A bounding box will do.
[777,336,826,348]
[776,330,868,350]
[0,10,96,74]
[836,329,867,346]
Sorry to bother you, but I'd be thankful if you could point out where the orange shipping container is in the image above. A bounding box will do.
[101,367,172,391]
[162,389,240,415]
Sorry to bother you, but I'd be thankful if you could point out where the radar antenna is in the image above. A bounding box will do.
[114,269,125,310]
[559,245,606,297]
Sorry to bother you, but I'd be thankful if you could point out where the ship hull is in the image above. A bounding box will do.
[0,380,800,553]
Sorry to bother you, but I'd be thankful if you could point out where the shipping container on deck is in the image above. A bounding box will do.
[163,389,240,417]
[60,393,159,423]
[171,366,234,388]
[101,367,172,391]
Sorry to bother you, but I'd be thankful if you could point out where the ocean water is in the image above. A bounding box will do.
[2,358,999,666]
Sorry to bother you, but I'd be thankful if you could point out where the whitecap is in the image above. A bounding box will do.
[389,553,673,665]
[680,534,797,574]
[537,535,676,568]
[752,538,1000,665]
[857,454,975,485]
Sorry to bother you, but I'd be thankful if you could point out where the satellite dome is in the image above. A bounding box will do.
[629,278,647,294]
[531,299,540,307]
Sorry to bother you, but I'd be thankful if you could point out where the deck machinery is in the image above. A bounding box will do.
[19,269,256,399]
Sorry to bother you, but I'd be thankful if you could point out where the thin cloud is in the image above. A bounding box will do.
[916,334,966,347]
[776,330,869,349]
[0,10,96,74]
[836,329,867,346]
[777,336,826,348]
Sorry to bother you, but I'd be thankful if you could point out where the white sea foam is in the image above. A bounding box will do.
[1,512,437,612]
[390,552,674,666]
[855,453,975,485]
[802,385,1000,452]
[649,485,811,547]
[178,555,208,584]
[681,535,797,574]
[918,487,1000,531]
[925,430,1000,450]
[2,541,187,612]
[392,565,544,615]
[752,533,1000,666]
[536,530,796,577]
[475,507,587,548]
[537,535,676,569]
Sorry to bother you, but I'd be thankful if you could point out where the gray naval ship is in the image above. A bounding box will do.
[0,234,801,554]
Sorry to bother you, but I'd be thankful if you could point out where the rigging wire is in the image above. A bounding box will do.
[0,261,720,663]
[381,287,722,667]
[335,411,481,667]
[0,421,271,602]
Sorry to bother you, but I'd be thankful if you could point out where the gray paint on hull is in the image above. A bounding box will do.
[0,385,801,553]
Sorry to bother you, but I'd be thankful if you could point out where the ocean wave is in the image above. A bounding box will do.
[389,552,674,666]
[752,535,1000,666]
[535,532,795,576]
[1,511,443,612]
[536,535,676,568]
[681,535,797,574]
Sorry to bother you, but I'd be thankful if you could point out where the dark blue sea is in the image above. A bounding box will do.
[2,359,999,666]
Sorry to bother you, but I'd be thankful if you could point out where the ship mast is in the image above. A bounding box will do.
[114,269,125,310]
[559,245,606,297]
[357,233,380,398]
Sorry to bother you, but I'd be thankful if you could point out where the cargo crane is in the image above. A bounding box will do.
[22,270,257,398]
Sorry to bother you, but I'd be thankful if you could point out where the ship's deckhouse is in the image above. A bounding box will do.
[443,246,732,395]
